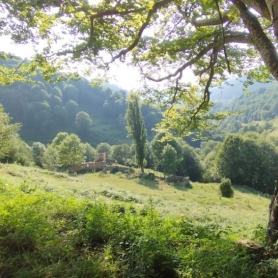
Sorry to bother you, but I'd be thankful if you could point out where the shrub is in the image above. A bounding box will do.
[220,178,234,198]
[110,166,119,174]
[140,172,156,180]
[147,173,155,180]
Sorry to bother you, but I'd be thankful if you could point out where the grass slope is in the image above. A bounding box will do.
[0,164,276,277]
[0,164,269,237]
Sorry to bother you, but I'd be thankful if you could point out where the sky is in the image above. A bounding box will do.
[0,0,197,91]
[0,34,197,92]
[0,0,144,91]
[0,36,142,91]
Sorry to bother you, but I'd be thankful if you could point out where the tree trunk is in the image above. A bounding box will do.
[265,0,278,37]
[266,180,278,244]
[233,0,278,80]
[141,165,144,174]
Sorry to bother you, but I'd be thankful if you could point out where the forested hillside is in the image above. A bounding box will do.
[2,58,278,196]
[203,82,278,140]
[0,59,161,146]
[3,56,276,149]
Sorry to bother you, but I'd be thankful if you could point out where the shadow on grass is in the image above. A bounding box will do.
[137,178,160,189]
[233,184,271,199]
[171,182,193,191]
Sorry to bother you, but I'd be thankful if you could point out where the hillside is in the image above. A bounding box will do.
[0,164,269,236]
[210,77,272,103]
[0,59,162,146]
[0,163,274,277]
[204,82,278,139]
[1,58,276,148]
[253,117,278,142]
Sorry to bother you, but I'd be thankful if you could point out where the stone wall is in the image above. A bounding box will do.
[69,161,106,173]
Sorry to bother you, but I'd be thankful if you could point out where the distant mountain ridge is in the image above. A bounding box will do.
[210,77,273,103]
[209,82,278,137]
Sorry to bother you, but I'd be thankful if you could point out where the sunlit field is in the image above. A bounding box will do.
[0,163,276,277]
[0,163,269,238]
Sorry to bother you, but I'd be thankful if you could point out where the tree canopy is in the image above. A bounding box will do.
[161,144,178,177]
[0,104,20,159]
[54,133,86,168]
[1,0,278,134]
[216,133,278,193]
[75,111,93,133]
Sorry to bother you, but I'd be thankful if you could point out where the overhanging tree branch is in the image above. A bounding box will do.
[265,0,278,37]
[143,33,251,82]
[180,47,218,134]
[90,8,145,19]
[215,0,231,74]
[241,0,270,20]
[192,13,230,27]
[110,0,173,63]
[54,0,173,60]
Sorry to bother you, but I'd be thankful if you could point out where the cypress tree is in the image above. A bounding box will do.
[126,93,147,173]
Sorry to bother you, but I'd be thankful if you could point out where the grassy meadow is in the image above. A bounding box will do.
[0,163,276,277]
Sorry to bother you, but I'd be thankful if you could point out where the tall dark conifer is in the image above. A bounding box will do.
[126,93,147,173]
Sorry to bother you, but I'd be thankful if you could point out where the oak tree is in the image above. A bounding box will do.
[161,144,178,177]
[84,142,97,162]
[57,134,85,168]
[96,142,111,157]
[32,142,46,167]
[75,111,93,133]
[2,0,278,243]
[111,144,131,165]
[42,145,59,171]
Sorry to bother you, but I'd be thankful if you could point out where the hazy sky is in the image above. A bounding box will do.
[0,36,142,91]
[0,0,196,91]
[0,35,198,91]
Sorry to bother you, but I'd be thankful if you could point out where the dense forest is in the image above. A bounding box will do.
[0,58,162,146]
[215,83,278,134]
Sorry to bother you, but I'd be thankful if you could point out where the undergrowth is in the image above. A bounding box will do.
[0,178,277,277]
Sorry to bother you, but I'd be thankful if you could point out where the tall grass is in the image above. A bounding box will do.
[0,164,270,237]
[0,164,276,277]
[0,179,275,277]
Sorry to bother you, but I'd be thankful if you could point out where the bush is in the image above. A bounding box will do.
[147,173,156,180]
[110,166,119,174]
[140,172,156,180]
[220,178,234,198]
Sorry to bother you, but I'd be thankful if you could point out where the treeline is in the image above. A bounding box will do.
[0,59,162,146]
[3,107,278,194]
[6,130,204,183]
[201,132,278,194]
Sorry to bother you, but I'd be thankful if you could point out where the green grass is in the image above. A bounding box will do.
[0,164,270,238]
[0,163,276,277]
